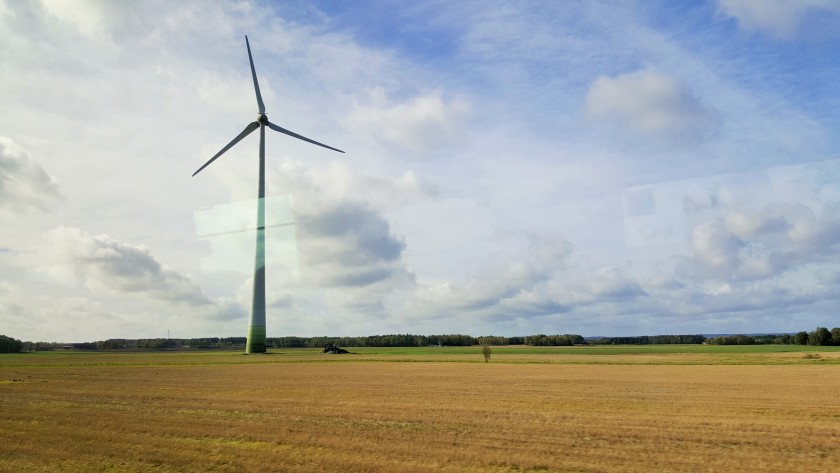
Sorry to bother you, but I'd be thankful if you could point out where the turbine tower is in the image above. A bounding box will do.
[193,36,344,354]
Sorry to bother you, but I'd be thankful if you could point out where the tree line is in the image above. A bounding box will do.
[706,327,840,346]
[3,327,839,352]
[6,334,576,351]
[593,334,706,345]
[275,334,478,348]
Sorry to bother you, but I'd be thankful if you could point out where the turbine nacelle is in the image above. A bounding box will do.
[192,35,343,179]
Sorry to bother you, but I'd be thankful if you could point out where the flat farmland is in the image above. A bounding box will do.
[1,347,839,472]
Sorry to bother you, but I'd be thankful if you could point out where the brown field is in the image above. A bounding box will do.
[1,348,839,472]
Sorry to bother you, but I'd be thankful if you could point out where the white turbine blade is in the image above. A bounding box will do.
[245,35,265,114]
[266,121,345,154]
[192,122,260,177]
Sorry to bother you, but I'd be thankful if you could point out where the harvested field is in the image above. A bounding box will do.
[1,347,839,472]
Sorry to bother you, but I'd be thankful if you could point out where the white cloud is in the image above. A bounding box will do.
[683,202,840,281]
[620,160,840,332]
[581,267,648,301]
[275,160,437,210]
[691,222,743,270]
[400,234,578,319]
[39,0,106,40]
[346,89,471,156]
[1,225,250,341]
[0,281,24,319]
[0,137,61,214]
[30,226,243,318]
[399,261,650,333]
[0,0,13,19]
[717,0,840,39]
[724,211,789,238]
[295,200,412,288]
[646,275,830,321]
[37,0,222,44]
[586,68,717,140]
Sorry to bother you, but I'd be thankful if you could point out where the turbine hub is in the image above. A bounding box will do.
[257,113,268,124]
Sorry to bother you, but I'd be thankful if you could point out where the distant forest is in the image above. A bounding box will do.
[2,327,840,353]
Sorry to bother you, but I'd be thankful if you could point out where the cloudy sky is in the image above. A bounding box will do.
[2,0,840,342]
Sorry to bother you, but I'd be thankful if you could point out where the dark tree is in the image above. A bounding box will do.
[0,335,24,353]
[809,327,832,346]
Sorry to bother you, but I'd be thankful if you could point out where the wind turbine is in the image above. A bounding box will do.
[193,36,344,354]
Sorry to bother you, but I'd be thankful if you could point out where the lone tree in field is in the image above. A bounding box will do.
[482,345,491,362]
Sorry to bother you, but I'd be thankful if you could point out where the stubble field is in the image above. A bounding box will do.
[1,346,839,472]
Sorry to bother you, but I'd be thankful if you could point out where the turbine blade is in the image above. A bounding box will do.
[245,35,265,114]
[192,122,260,177]
[266,121,345,154]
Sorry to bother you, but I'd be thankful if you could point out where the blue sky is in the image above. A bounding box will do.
[1,0,840,341]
